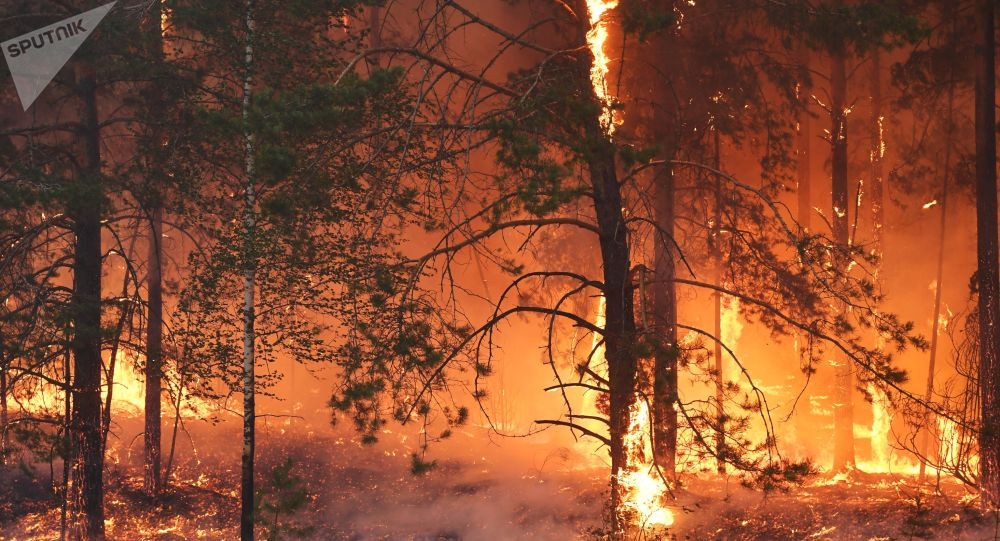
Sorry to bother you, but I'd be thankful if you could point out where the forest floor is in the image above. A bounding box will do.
[1,424,997,540]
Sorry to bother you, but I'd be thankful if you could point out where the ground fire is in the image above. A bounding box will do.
[3,1,1000,540]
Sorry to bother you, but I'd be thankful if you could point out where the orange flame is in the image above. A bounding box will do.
[586,0,620,132]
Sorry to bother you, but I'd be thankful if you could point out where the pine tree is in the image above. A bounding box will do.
[973,0,1000,505]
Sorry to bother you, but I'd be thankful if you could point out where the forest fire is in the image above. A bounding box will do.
[589,298,674,529]
[5,1,1000,540]
[618,401,675,528]
[585,0,674,531]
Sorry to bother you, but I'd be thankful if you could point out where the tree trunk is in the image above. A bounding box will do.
[712,129,725,474]
[240,1,258,538]
[144,206,163,495]
[870,49,885,256]
[588,143,636,534]
[798,48,812,231]
[975,0,1000,506]
[70,62,105,539]
[1,366,8,464]
[61,346,71,540]
[651,161,678,478]
[573,4,637,533]
[830,50,856,472]
[144,0,167,498]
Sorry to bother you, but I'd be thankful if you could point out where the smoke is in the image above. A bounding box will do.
[268,425,606,540]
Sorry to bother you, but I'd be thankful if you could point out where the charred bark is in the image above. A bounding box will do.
[830,50,856,472]
[70,62,106,539]
[974,0,1000,506]
[144,206,163,495]
[144,0,166,497]
[587,141,637,532]
[569,3,638,532]
[651,162,678,478]
[712,129,725,474]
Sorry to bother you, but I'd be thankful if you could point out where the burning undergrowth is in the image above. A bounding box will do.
[671,474,993,541]
[1,420,610,540]
[3,416,998,540]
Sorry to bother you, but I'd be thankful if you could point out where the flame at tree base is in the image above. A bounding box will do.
[618,399,675,528]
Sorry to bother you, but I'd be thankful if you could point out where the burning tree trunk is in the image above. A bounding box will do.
[830,50,856,472]
[585,132,637,535]
[573,3,638,525]
[240,0,258,538]
[70,61,106,539]
[867,47,892,473]
[651,161,678,478]
[144,207,163,495]
[869,49,884,257]
[974,0,1000,506]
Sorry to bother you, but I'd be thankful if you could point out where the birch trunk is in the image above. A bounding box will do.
[240,1,258,538]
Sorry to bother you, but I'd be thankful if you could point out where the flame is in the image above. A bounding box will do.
[160,6,170,35]
[15,347,213,423]
[586,0,620,132]
[868,383,892,469]
[937,416,959,468]
[106,351,147,413]
[574,297,608,464]
[854,385,923,475]
[581,296,674,528]
[619,400,674,527]
[720,296,743,359]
